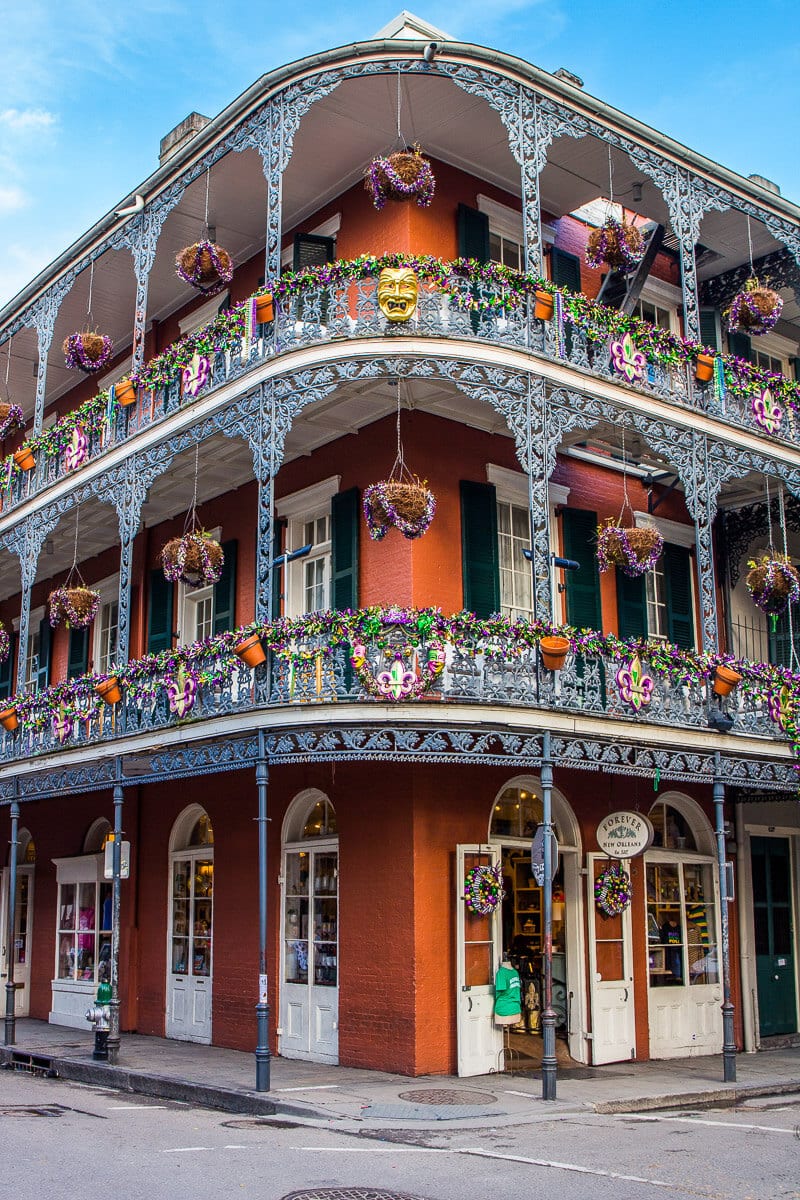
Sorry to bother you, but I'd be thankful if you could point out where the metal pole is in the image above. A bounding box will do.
[540,729,557,1100]
[714,752,736,1082]
[255,728,271,1091]
[107,760,124,1065]
[4,795,20,1046]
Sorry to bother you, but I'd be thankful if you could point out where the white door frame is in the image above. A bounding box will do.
[456,844,503,1077]
[587,853,636,1064]
[0,864,34,1017]
[166,847,213,1043]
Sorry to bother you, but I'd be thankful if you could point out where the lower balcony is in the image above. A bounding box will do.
[0,609,795,769]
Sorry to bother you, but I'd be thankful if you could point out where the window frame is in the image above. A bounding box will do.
[486,464,570,621]
[276,476,340,619]
[176,527,221,646]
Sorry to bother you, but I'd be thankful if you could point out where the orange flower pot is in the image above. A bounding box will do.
[255,294,274,324]
[695,353,714,384]
[534,289,554,321]
[115,379,137,407]
[95,676,122,705]
[540,635,571,672]
[713,664,742,697]
[13,447,35,472]
[0,706,18,732]
[235,633,267,668]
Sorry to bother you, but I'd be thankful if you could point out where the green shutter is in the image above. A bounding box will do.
[67,627,89,679]
[550,247,582,293]
[699,309,719,351]
[460,480,500,619]
[616,569,648,640]
[331,489,360,612]
[271,518,287,620]
[147,568,174,654]
[561,508,602,630]
[213,539,238,634]
[727,329,752,362]
[36,616,52,691]
[293,233,335,270]
[457,204,490,262]
[0,629,15,700]
[769,608,798,669]
[664,543,695,649]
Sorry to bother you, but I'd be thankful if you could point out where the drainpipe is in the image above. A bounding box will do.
[540,729,557,1100]
[714,753,736,1081]
[255,728,271,1091]
[3,790,20,1046]
[107,758,124,1065]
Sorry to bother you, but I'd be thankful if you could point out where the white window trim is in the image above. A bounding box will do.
[275,479,339,619]
[276,476,341,520]
[281,213,341,269]
[177,526,221,645]
[478,194,555,253]
[486,463,569,509]
[91,575,120,673]
[97,356,132,392]
[634,510,695,550]
[179,292,229,339]
[748,328,797,365]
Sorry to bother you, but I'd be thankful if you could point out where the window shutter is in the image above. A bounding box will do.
[213,540,238,635]
[460,480,500,619]
[550,247,582,293]
[768,609,798,669]
[699,308,720,351]
[67,627,90,679]
[0,629,15,699]
[271,518,287,620]
[616,568,648,640]
[147,568,174,654]
[561,508,602,630]
[664,543,695,649]
[293,234,335,270]
[331,489,360,612]
[727,329,752,362]
[790,356,800,383]
[36,616,52,691]
[457,204,490,262]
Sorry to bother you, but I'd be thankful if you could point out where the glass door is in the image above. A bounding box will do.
[0,867,34,1017]
[587,854,636,1064]
[456,845,502,1077]
[280,845,338,1062]
[167,853,213,1042]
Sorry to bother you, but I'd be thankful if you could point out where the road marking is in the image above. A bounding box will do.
[625,1113,796,1135]
[109,1105,167,1111]
[163,1146,210,1153]
[275,1085,341,1092]
[504,1090,536,1098]
[224,1145,248,1150]
[298,1147,459,1154]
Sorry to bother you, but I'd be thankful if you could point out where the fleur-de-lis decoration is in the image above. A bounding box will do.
[166,665,197,717]
[752,388,783,435]
[616,654,654,711]
[376,655,416,700]
[64,426,88,471]
[610,331,646,383]
[53,705,73,744]
[182,353,211,397]
[768,684,794,732]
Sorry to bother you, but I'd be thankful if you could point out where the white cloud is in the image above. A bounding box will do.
[0,108,56,133]
[0,186,27,213]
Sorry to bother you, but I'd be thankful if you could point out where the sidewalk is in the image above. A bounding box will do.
[2,1019,799,1129]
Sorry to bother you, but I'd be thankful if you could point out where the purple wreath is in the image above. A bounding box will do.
[63,332,113,373]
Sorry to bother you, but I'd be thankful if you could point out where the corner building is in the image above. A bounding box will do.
[1,13,799,1077]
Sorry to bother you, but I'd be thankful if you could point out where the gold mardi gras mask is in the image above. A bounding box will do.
[377,267,419,322]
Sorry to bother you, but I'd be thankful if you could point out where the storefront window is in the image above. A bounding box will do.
[646,859,718,988]
[56,879,112,983]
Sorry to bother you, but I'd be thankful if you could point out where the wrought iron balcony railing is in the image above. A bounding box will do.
[3,257,798,520]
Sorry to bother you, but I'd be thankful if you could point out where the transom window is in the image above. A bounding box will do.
[491,785,545,840]
[497,500,533,619]
[302,798,337,839]
[649,800,698,852]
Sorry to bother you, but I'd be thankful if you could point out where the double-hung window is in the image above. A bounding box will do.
[276,477,340,619]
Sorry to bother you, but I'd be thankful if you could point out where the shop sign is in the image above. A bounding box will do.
[531,826,559,886]
[596,811,654,859]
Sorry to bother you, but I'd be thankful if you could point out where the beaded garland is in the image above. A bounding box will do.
[594,863,632,916]
[464,864,504,916]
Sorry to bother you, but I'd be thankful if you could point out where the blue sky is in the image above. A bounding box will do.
[1,0,798,307]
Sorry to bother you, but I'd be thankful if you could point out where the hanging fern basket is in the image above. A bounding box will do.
[63,331,113,374]
[363,479,436,541]
[585,217,644,272]
[175,240,234,297]
[746,553,800,615]
[364,147,436,211]
[48,585,101,630]
[162,531,224,589]
[597,522,663,577]
[726,278,783,337]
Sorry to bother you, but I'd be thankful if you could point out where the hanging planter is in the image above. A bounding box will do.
[95,676,122,705]
[534,289,554,321]
[713,664,742,697]
[0,706,18,733]
[694,353,715,384]
[162,531,224,589]
[63,331,114,374]
[595,863,632,916]
[48,585,101,630]
[175,240,234,297]
[0,403,25,441]
[597,520,663,577]
[114,378,137,407]
[13,445,35,472]
[254,294,274,324]
[539,635,571,672]
[585,217,644,272]
[746,552,800,615]
[726,277,783,337]
[235,633,267,668]
[365,146,436,211]
[363,479,436,541]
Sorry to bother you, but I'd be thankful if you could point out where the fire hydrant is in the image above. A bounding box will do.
[85,982,112,1061]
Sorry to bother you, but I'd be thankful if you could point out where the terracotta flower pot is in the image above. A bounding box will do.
[255,294,274,324]
[0,706,18,733]
[534,289,554,321]
[713,664,742,697]
[235,633,267,668]
[13,446,35,472]
[114,379,137,407]
[95,676,122,705]
[540,635,571,672]
[695,353,714,383]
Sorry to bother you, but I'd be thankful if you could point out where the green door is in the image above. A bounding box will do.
[751,837,797,1037]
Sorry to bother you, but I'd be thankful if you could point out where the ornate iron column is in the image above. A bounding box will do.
[684,433,720,654]
[540,730,557,1100]
[669,168,703,344]
[123,202,183,377]
[107,759,124,1065]
[714,752,736,1082]
[526,376,554,623]
[27,278,72,435]
[255,728,271,1091]
[3,792,20,1046]
[13,523,45,695]
[112,456,161,665]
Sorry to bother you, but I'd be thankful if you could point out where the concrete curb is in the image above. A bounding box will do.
[593,1078,800,1114]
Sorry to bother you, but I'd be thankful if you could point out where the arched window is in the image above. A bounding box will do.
[649,799,698,852]
[283,790,337,844]
[188,813,214,847]
[491,783,546,841]
[83,819,111,854]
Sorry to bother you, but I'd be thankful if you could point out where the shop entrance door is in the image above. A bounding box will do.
[456,845,502,1077]
[752,837,797,1037]
[166,852,213,1042]
[280,846,339,1063]
[0,866,34,1017]
[587,854,636,1064]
